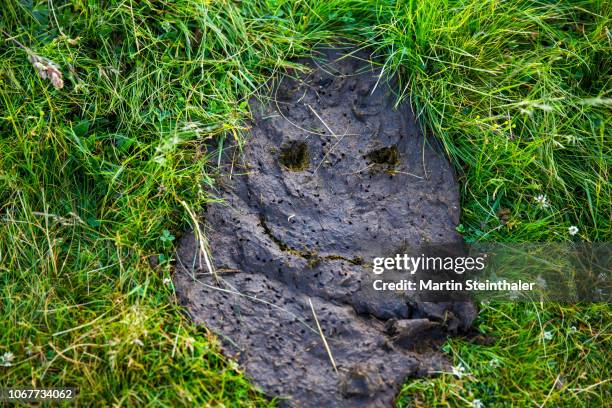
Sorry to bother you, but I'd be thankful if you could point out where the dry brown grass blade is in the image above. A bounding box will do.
[308,297,338,374]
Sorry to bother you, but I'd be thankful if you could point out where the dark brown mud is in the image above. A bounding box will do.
[174,48,476,407]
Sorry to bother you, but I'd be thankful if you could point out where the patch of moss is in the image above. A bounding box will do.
[306,256,322,269]
[366,145,399,166]
[279,141,310,171]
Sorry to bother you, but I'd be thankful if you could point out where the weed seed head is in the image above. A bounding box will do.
[28,54,64,89]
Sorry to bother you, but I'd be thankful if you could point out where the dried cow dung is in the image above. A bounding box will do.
[174,48,476,407]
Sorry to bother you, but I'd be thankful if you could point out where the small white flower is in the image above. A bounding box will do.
[132,339,144,347]
[153,155,167,165]
[536,275,548,289]
[472,399,485,408]
[489,358,501,368]
[543,331,553,341]
[161,21,172,32]
[228,359,240,372]
[451,364,466,378]
[569,326,577,333]
[108,349,117,369]
[163,277,172,285]
[534,194,550,209]
[568,226,579,236]
[184,336,196,353]
[1,352,15,367]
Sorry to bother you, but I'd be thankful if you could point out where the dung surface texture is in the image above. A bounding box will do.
[175,48,476,407]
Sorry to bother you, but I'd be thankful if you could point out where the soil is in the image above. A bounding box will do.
[174,47,476,407]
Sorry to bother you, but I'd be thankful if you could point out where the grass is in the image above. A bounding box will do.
[0,0,609,406]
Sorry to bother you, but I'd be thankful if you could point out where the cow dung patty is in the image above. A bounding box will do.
[174,47,476,407]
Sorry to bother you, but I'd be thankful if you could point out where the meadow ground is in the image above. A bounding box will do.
[0,0,610,406]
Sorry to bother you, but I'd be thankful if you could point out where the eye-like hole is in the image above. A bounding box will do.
[366,145,399,166]
[278,140,310,171]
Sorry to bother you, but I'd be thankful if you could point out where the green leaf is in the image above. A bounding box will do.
[73,120,90,138]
